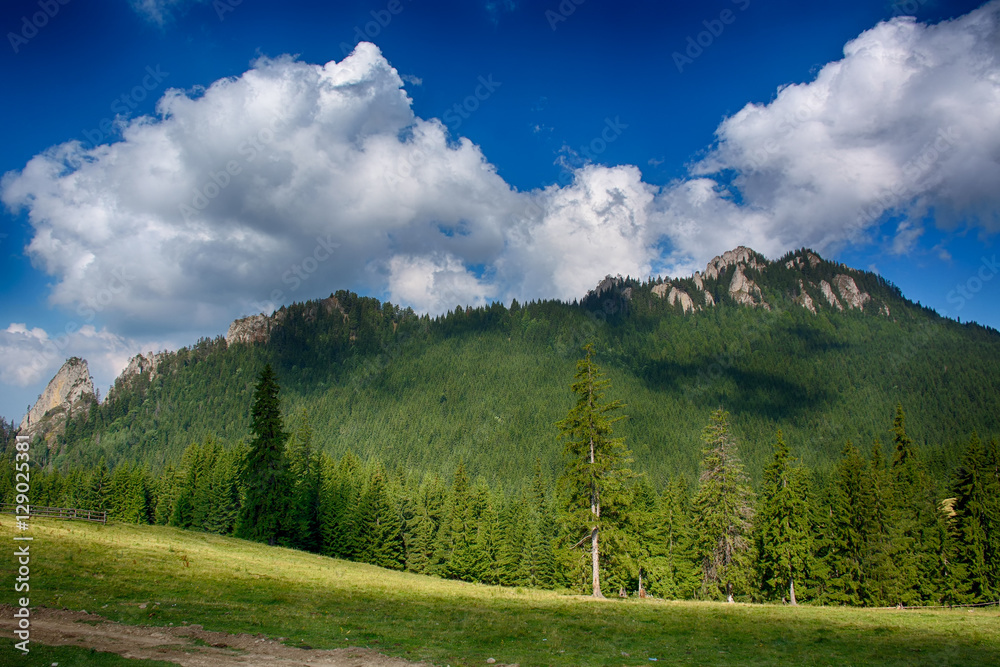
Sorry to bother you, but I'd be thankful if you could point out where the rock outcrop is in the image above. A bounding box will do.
[785,252,822,270]
[668,287,695,314]
[119,351,167,381]
[819,280,843,310]
[226,313,273,347]
[19,357,95,437]
[794,280,817,314]
[832,274,871,311]
[728,265,767,309]
[652,283,696,313]
[704,246,763,281]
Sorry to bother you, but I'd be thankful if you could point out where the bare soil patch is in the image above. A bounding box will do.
[0,605,433,666]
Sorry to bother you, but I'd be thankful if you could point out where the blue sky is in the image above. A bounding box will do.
[1,0,998,422]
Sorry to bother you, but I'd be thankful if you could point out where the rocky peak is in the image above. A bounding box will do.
[703,246,766,281]
[226,313,274,347]
[120,351,167,380]
[592,275,629,299]
[785,252,822,270]
[19,357,95,438]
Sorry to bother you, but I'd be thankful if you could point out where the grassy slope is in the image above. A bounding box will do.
[3,519,998,666]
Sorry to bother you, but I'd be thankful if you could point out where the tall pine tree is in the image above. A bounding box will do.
[234,364,290,546]
[755,431,812,604]
[556,343,633,598]
[692,408,755,603]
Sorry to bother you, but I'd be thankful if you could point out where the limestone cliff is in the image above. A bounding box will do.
[833,274,871,310]
[226,313,273,346]
[19,357,96,439]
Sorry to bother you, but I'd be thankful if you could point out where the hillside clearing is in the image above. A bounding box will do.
[2,519,998,666]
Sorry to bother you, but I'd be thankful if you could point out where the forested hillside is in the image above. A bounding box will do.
[14,248,1000,487]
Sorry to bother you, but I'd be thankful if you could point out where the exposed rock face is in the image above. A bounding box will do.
[119,351,167,381]
[704,246,763,281]
[19,357,95,436]
[703,290,715,307]
[833,274,871,310]
[819,280,843,310]
[652,283,696,313]
[668,287,695,314]
[729,265,767,308]
[785,252,822,270]
[593,275,629,299]
[226,314,273,347]
[795,280,817,314]
[692,272,705,291]
[880,303,891,318]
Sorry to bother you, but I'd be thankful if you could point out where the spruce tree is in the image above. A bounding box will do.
[287,409,322,551]
[888,404,939,605]
[649,476,699,599]
[357,463,405,569]
[556,343,633,598]
[234,364,290,546]
[692,408,755,603]
[951,432,1000,600]
[823,442,870,605]
[755,431,812,604]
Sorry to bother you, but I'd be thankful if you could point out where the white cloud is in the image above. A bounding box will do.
[387,253,494,314]
[2,44,519,331]
[3,2,1000,355]
[499,165,661,302]
[0,322,139,391]
[687,3,1000,259]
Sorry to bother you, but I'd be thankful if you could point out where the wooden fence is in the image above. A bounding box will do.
[0,502,107,524]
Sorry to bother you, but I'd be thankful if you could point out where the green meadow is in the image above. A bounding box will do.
[3,519,999,666]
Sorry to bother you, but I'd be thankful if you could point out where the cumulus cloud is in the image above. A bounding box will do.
[0,322,139,391]
[686,2,1000,260]
[3,2,1000,382]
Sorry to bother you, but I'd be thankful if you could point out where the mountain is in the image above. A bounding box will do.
[19,247,1000,486]
[18,357,96,445]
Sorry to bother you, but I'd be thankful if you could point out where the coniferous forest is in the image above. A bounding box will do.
[3,252,999,607]
[3,353,998,607]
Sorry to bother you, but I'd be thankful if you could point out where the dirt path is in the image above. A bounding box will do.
[0,605,434,666]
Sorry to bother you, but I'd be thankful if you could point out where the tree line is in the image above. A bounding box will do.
[2,360,997,606]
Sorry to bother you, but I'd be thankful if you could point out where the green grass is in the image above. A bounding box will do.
[8,644,175,666]
[3,519,999,666]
